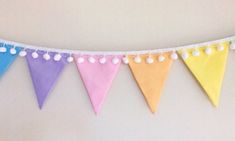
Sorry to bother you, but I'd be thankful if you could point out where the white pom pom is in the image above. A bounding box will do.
[19,50,27,57]
[32,51,39,59]
[77,57,84,64]
[10,48,17,55]
[217,45,224,51]
[158,55,165,62]
[181,52,189,60]
[205,47,212,55]
[88,56,96,63]
[122,56,129,64]
[230,43,235,50]
[0,47,7,53]
[99,57,106,64]
[43,53,50,60]
[171,52,178,60]
[134,56,141,63]
[146,56,154,64]
[192,50,200,56]
[54,54,62,61]
[112,57,120,64]
[67,56,74,63]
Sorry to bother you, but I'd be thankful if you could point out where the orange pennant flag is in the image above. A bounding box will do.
[128,53,173,113]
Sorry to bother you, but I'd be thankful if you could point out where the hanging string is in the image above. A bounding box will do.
[0,36,234,55]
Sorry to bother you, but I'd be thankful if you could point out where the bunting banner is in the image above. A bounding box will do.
[0,36,235,115]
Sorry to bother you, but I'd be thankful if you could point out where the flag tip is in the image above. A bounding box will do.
[211,100,219,107]
[150,109,156,114]
[149,105,157,114]
[38,103,44,110]
[93,107,101,115]
[208,93,220,107]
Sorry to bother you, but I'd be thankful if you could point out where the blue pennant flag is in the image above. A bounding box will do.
[0,43,21,78]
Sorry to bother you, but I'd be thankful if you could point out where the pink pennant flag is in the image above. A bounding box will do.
[73,55,122,114]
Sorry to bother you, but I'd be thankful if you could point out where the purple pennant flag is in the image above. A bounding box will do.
[26,50,67,109]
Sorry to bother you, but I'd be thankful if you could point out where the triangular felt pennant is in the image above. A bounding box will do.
[0,44,21,78]
[128,53,173,113]
[73,55,122,114]
[26,50,67,109]
[178,42,229,107]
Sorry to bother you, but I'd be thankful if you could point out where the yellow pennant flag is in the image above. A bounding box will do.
[128,53,173,113]
[178,42,229,106]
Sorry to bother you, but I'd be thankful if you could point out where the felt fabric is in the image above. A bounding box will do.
[26,50,67,109]
[0,44,21,78]
[73,55,122,114]
[128,53,173,113]
[178,42,229,107]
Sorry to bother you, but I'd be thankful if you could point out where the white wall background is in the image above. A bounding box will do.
[0,0,235,140]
